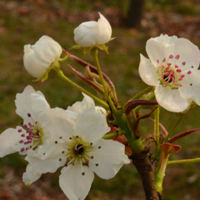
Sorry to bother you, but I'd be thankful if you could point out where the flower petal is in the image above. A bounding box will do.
[173,38,200,70]
[15,86,49,124]
[0,126,31,157]
[97,12,112,45]
[15,85,36,121]
[44,108,74,141]
[67,93,95,116]
[146,35,175,66]
[180,70,200,105]
[89,139,130,179]
[0,128,21,157]
[139,54,160,86]
[74,21,100,47]
[59,164,94,200]
[23,45,47,78]
[25,141,66,174]
[73,108,110,142]
[155,85,191,112]
[22,164,42,186]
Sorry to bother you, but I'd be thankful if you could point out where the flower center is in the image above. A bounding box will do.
[17,113,44,152]
[156,54,192,89]
[73,144,84,156]
[66,136,93,165]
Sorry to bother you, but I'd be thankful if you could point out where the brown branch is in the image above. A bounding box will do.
[130,151,161,200]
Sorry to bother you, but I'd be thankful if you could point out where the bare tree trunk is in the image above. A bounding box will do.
[127,0,144,28]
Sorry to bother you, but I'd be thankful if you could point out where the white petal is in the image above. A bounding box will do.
[23,45,47,78]
[138,54,160,86]
[15,86,48,124]
[59,164,94,200]
[146,35,175,66]
[89,139,130,179]
[67,93,95,116]
[155,85,191,112]
[22,164,42,186]
[97,12,112,45]
[0,128,21,157]
[73,108,110,142]
[0,126,31,157]
[44,108,74,141]
[173,38,200,70]
[15,85,35,121]
[180,70,200,105]
[31,93,50,114]
[74,21,100,47]
[25,142,66,174]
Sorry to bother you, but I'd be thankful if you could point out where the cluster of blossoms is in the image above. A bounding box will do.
[0,86,129,200]
[1,11,200,200]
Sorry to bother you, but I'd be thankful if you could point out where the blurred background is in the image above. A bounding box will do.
[0,0,200,199]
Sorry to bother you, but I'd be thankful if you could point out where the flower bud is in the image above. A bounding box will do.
[23,35,62,79]
[74,13,112,47]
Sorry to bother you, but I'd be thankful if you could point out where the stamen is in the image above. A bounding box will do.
[187,71,192,74]
[175,55,180,59]
[176,69,181,73]
[182,62,186,66]
[175,65,179,68]
[23,125,28,129]
[169,55,173,59]
[162,58,166,62]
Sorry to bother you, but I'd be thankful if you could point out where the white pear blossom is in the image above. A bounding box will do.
[24,94,130,200]
[74,12,112,47]
[139,34,200,112]
[0,85,52,157]
[23,35,62,79]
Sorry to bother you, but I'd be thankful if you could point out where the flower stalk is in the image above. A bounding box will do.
[154,106,160,158]
[168,158,200,165]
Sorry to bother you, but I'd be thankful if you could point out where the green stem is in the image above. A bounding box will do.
[91,49,118,115]
[165,114,185,142]
[103,132,118,139]
[91,49,109,101]
[155,153,169,194]
[55,69,109,110]
[58,54,70,62]
[168,158,200,165]
[154,106,160,158]
[131,86,153,100]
